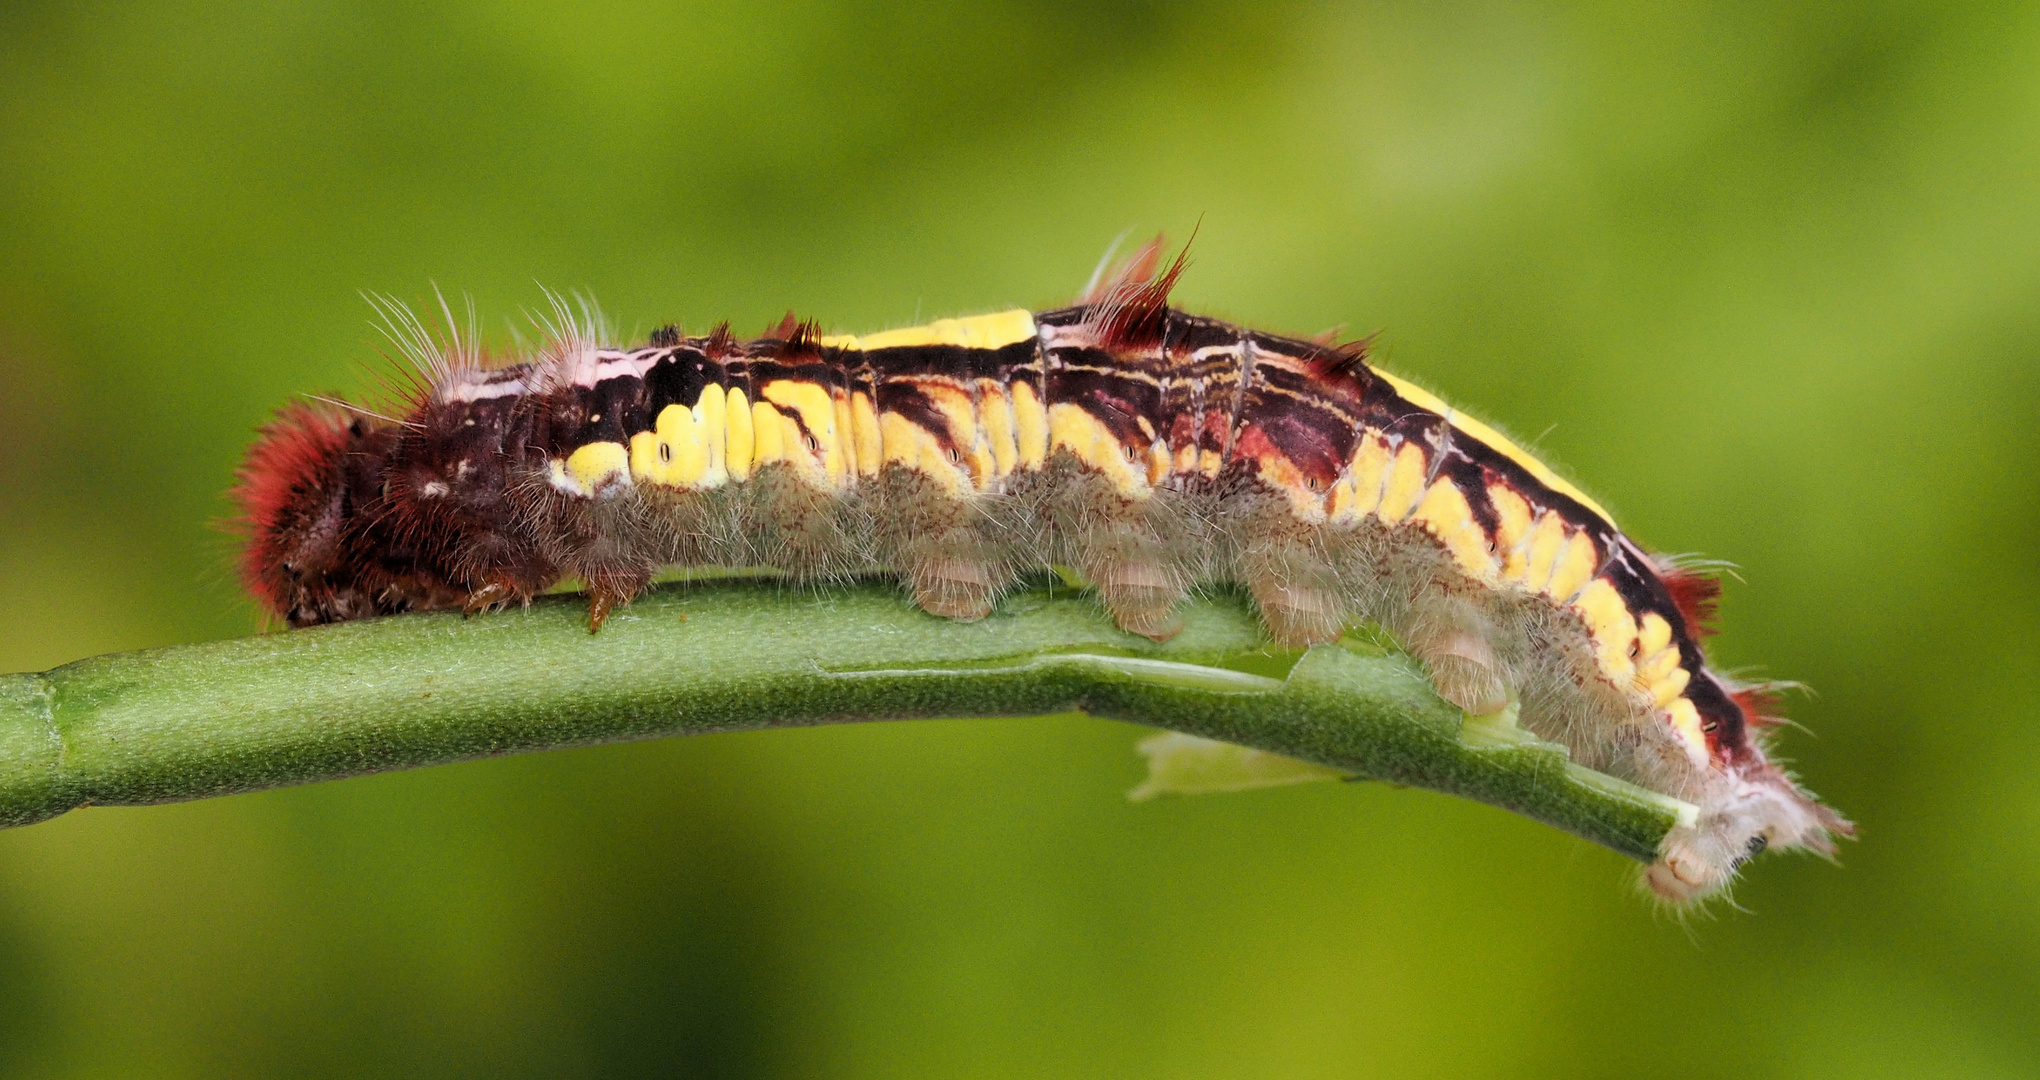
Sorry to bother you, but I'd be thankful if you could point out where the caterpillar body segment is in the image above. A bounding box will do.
[235,247,1848,904]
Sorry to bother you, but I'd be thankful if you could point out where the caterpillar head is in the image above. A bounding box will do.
[233,402,457,626]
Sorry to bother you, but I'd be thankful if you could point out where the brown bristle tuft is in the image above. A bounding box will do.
[1087,235,1192,352]
[765,311,800,341]
[782,318,827,358]
[1309,333,1376,382]
[704,321,736,358]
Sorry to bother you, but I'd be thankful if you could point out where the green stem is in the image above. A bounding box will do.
[0,577,1691,859]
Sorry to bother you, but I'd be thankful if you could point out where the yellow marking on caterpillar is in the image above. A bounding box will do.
[1324,479,1354,523]
[1649,664,1692,709]
[921,380,990,488]
[1637,642,1687,701]
[554,441,630,497]
[1449,410,1614,524]
[879,411,968,496]
[1145,440,1170,487]
[1048,402,1149,495]
[849,390,881,477]
[749,398,787,471]
[628,429,666,488]
[876,410,920,466]
[1375,441,1429,522]
[1545,529,1600,602]
[1633,613,1691,707]
[1637,610,1673,658]
[1011,380,1049,469]
[1487,483,1535,579]
[1663,697,1710,765]
[700,384,729,483]
[872,377,986,490]
[725,387,754,481]
[820,309,1038,352]
[1255,452,1326,522]
[1411,478,1499,583]
[761,379,848,487]
[630,408,695,489]
[1329,431,1392,525]
[1571,577,1640,689]
[975,379,1019,480]
[1374,369,1614,524]
[629,386,732,490]
[1514,511,1569,590]
[1122,418,1165,486]
[832,390,857,481]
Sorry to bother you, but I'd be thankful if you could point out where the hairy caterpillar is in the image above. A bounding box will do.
[234,239,1849,903]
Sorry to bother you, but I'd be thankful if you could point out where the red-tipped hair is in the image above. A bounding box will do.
[231,401,357,615]
[782,317,827,359]
[1730,685,1789,731]
[1660,565,1723,638]
[1308,333,1377,382]
[1083,233,1192,352]
[703,321,737,359]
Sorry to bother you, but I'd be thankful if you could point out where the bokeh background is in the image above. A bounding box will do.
[3,1,2037,1075]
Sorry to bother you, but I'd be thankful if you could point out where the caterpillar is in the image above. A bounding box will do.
[234,238,1849,903]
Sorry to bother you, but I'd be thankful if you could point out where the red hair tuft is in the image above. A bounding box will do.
[1083,232,1193,352]
[1659,563,1723,638]
[230,401,357,615]
[1730,685,1786,730]
[781,318,827,359]
[1308,333,1377,383]
[704,321,736,358]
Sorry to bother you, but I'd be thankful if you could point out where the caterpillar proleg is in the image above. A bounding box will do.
[234,239,1850,904]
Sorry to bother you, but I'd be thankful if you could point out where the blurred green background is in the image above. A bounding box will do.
[2,0,2037,1075]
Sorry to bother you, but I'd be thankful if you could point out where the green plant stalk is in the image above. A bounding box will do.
[0,578,1692,859]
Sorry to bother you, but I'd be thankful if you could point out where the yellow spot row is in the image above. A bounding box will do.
[1304,419,1708,759]
[1323,432,1503,585]
[1485,485,1598,602]
[546,326,1058,499]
